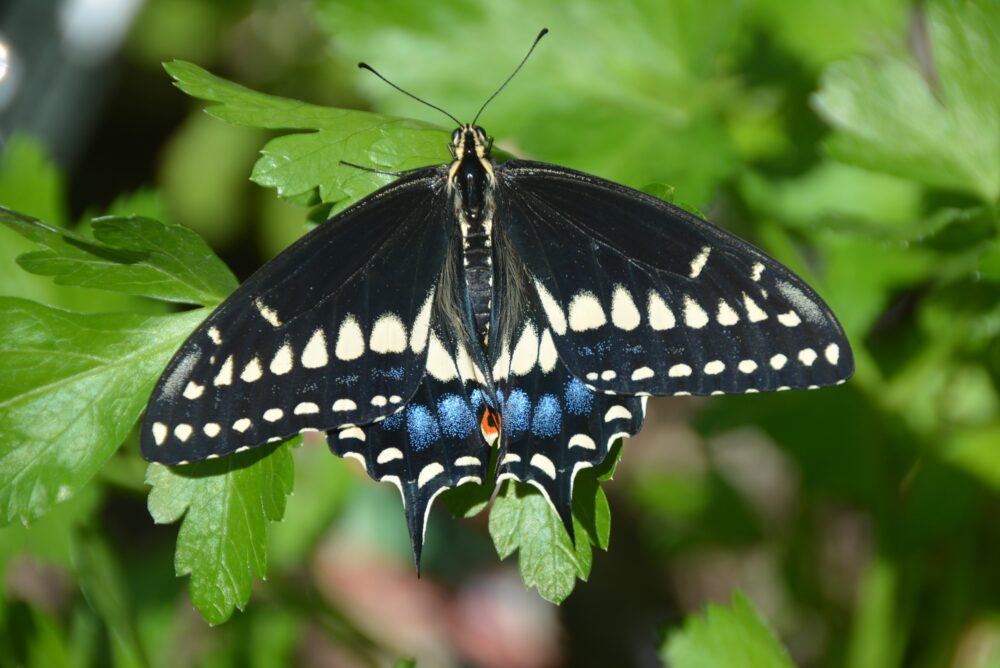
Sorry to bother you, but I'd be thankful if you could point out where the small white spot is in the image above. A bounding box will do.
[301,329,328,368]
[777,386,791,391]
[183,381,204,400]
[263,408,283,422]
[799,348,818,366]
[586,372,599,381]
[511,323,539,375]
[339,426,366,441]
[389,395,403,404]
[538,329,558,373]
[568,291,607,331]
[371,395,388,407]
[683,296,709,329]
[689,245,711,278]
[770,354,788,370]
[270,344,293,375]
[711,390,724,396]
[426,332,458,382]
[333,399,357,412]
[777,311,801,327]
[742,292,769,322]
[745,388,760,394]
[208,327,222,345]
[254,298,282,327]
[647,291,676,330]
[704,360,725,375]
[530,454,557,479]
[751,262,765,281]
[611,285,641,330]
[534,279,567,335]
[267,436,283,443]
[457,475,482,486]
[569,434,596,450]
[501,453,522,465]
[674,391,692,396]
[631,366,655,381]
[410,291,435,354]
[235,446,250,453]
[206,454,220,460]
[152,422,168,445]
[418,462,444,488]
[377,448,403,464]
[601,370,617,381]
[455,456,480,467]
[241,357,262,383]
[669,364,692,377]
[825,343,840,365]
[717,300,740,326]
[233,418,251,433]
[294,402,319,415]
[808,384,820,390]
[738,360,758,374]
[214,355,234,386]
[203,423,220,437]
[335,315,365,361]
[370,313,408,354]
[604,405,632,422]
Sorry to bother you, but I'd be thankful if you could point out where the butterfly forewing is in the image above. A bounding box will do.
[496,160,854,397]
[141,169,449,464]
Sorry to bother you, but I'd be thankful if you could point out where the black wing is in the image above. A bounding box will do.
[141,168,450,464]
[494,160,854,397]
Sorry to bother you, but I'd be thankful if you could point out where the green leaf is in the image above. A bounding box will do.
[812,0,1000,203]
[661,592,795,668]
[71,529,149,668]
[488,481,592,604]
[0,298,207,525]
[314,0,745,205]
[0,207,237,307]
[163,60,448,208]
[146,441,295,625]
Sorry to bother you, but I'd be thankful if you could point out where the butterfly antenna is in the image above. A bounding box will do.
[472,28,548,125]
[358,62,462,127]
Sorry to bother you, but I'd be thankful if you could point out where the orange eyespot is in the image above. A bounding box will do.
[480,407,502,443]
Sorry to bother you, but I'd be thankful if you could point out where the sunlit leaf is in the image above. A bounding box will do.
[146,441,295,625]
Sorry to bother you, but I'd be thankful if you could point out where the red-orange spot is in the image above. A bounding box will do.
[480,407,501,440]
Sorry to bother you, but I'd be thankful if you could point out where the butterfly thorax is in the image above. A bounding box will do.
[449,125,497,347]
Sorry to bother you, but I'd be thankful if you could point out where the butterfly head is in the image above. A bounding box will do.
[450,124,492,161]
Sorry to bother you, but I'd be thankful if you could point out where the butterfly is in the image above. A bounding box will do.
[140,30,853,566]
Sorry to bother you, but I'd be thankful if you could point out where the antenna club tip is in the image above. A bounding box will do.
[539,28,549,36]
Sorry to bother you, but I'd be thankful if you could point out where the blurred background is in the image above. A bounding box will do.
[1,0,998,666]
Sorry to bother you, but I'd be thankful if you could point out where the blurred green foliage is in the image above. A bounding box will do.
[0,0,998,665]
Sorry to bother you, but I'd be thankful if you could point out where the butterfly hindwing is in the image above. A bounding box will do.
[490,313,644,535]
[141,169,449,464]
[496,160,854,396]
[329,317,491,564]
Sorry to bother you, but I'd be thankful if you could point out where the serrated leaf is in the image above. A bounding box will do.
[488,481,592,604]
[146,441,295,625]
[0,207,237,307]
[163,60,448,208]
[0,298,207,525]
[661,592,795,668]
[812,0,1000,202]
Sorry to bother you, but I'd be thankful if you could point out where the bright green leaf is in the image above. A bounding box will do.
[812,0,1000,202]
[661,592,795,668]
[0,207,237,307]
[145,441,295,625]
[0,298,207,525]
[163,60,448,208]
[488,481,592,604]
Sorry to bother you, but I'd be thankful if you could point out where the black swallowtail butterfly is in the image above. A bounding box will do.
[141,30,853,566]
